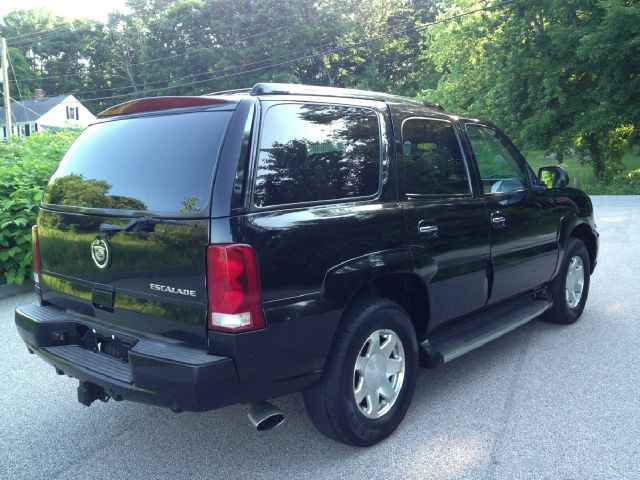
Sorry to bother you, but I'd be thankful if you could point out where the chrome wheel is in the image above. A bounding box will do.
[565,255,585,309]
[353,329,405,419]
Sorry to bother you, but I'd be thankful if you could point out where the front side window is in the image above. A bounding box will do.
[254,103,381,207]
[402,118,469,195]
[466,125,527,193]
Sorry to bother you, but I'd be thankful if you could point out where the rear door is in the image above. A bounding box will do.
[38,107,235,344]
[463,123,558,304]
[400,117,490,328]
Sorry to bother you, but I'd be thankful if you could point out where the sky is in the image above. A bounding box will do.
[0,0,129,22]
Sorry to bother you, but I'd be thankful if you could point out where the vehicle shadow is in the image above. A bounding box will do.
[56,319,568,480]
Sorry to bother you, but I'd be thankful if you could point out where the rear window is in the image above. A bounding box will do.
[254,103,381,207]
[43,110,233,216]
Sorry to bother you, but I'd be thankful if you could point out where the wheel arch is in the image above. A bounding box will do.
[345,273,431,341]
[568,223,598,274]
[321,248,432,342]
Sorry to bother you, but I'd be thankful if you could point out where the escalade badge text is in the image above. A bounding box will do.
[150,284,197,297]
[91,238,111,270]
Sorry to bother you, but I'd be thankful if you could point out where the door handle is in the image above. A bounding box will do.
[491,212,507,229]
[418,220,439,238]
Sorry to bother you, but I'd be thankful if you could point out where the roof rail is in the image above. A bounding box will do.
[250,83,432,109]
[204,88,252,96]
[424,102,444,112]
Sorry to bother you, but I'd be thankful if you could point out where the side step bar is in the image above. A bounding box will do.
[420,298,551,368]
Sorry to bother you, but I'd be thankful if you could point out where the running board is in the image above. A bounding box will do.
[420,298,551,367]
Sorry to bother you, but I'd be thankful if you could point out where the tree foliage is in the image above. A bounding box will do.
[422,0,639,183]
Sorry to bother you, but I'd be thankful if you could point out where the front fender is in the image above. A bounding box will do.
[553,210,599,278]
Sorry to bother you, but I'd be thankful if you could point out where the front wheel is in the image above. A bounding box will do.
[542,237,591,324]
[303,297,419,446]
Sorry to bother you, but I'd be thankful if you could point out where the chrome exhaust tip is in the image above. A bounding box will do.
[247,401,285,431]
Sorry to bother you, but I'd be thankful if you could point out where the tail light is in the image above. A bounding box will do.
[32,225,42,285]
[206,244,265,332]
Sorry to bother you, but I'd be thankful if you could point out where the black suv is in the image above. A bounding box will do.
[15,83,598,446]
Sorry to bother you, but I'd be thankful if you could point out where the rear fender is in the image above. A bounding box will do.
[322,247,422,306]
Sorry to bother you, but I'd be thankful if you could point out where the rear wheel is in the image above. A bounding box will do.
[542,237,591,324]
[303,297,418,446]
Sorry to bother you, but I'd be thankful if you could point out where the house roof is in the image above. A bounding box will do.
[0,95,71,125]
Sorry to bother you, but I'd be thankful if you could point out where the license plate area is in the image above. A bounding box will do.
[76,324,137,363]
[92,287,115,312]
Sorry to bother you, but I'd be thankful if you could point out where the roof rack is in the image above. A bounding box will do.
[204,88,252,96]
[423,102,444,112]
[249,83,443,111]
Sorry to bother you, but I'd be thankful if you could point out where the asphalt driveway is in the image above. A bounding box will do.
[1,195,638,479]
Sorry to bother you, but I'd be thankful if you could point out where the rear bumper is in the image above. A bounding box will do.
[15,303,241,412]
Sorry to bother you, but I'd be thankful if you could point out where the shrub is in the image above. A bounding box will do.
[0,130,80,284]
[587,168,640,195]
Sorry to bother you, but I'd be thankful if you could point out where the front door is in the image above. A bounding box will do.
[400,117,491,329]
[464,123,557,305]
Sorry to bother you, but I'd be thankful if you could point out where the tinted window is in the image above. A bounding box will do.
[466,125,527,193]
[402,119,469,195]
[43,110,233,215]
[254,103,381,207]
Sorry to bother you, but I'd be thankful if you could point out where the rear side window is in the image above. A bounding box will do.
[254,103,381,207]
[402,118,469,195]
[43,110,233,215]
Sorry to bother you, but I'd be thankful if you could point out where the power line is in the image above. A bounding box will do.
[23,2,449,96]
[10,30,72,48]
[7,0,461,85]
[5,25,69,42]
[9,96,41,117]
[4,0,180,43]
[9,23,293,83]
[6,51,29,124]
[50,0,515,107]
[9,0,514,108]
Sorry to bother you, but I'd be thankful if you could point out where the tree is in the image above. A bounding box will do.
[423,0,639,184]
[316,0,439,94]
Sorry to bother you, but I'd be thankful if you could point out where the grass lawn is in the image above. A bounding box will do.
[523,145,640,192]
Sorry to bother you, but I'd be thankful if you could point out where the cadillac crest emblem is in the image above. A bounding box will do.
[91,238,111,270]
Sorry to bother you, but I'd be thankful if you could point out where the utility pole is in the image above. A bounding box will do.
[1,38,11,137]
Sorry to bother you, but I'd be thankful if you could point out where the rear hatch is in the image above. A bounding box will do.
[37,101,237,345]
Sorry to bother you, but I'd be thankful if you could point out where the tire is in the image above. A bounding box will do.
[541,237,591,324]
[303,297,419,446]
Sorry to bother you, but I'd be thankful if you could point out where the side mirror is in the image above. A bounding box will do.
[538,165,569,189]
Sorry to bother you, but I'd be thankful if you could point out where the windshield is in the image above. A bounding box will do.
[43,109,233,216]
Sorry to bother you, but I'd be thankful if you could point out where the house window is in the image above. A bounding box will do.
[66,106,78,120]
[33,123,38,133]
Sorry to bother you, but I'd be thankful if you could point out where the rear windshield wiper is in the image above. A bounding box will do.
[99,217,184,238]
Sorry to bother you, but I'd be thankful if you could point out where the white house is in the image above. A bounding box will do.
[0,89,95,139]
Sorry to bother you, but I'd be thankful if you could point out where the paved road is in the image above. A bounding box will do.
[1,196,638,480]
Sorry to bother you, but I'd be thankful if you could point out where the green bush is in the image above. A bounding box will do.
[588,168,640,195]
[0,130,80,285]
